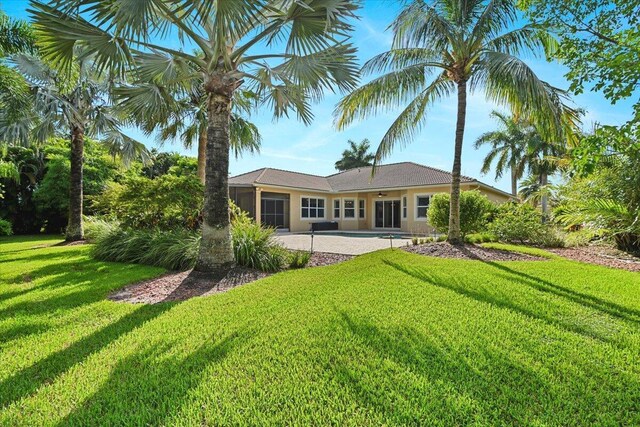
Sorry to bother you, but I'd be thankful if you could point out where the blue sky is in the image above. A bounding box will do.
[3,0,637,192]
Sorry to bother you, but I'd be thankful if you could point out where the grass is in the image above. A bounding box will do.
[1,236,639,425]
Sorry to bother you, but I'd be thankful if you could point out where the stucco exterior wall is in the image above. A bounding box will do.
[232,183,510,233]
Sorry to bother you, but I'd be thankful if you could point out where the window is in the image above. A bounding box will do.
[301,197,325,219]
[402,196,407,219]
[333,199,341,219]
[416,195,430,219]
[358,199,365,219]
[344,199,355,218]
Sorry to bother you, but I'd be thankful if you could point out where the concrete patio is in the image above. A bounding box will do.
[275,232,412,255]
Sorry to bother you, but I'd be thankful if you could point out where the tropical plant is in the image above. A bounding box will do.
[524,134,566,218]
[336,0,577,243]
[427,190,495,238]
[231,215,289,272]
[474,111,531,197]
[32,0,360,272]
[334,138,375,171]
[0,217,11,236]
[117,79,262,184]
[91,173,204,231]
[0,51,148,240]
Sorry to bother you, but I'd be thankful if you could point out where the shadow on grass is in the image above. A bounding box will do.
[0,261,159,319]
[482,260,640,322]
[333,311,550,424]
[0,322,49,346]
[384,259,635,344]
[0,303,172,409]
[56,329,251,426]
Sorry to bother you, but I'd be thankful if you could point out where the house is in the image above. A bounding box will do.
[229,162,511,233]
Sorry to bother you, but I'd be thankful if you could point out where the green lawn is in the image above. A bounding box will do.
[1,236,639,426]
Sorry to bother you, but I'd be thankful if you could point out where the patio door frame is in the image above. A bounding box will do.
[373,198,401,229]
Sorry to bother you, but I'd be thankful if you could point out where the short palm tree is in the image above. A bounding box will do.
[1,52,147,241]
[31,0,360,272]
[335,138,375,171]
[336,0,577,243]
[117,81,261,184]
[474,111,531,197]
[525,134,565,218]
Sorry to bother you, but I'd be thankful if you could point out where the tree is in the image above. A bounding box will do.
[117,80,261,184]
[32,0,360,272]
[0,52,147,240]
[524,134,565,218]
[336,0,577,244]
[334,138,375,171]
[474,111,531,197]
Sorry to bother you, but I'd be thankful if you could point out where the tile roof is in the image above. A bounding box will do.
[229,162,478,193]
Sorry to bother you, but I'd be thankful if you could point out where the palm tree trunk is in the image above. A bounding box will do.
[447,80,467,244]
[66,124,84,241]
[195,90,235,273]
[197,130,206,184]
[511,166,518,198]
[540,172,548,222]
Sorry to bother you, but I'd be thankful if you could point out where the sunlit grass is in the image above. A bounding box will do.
[1,236,639,425]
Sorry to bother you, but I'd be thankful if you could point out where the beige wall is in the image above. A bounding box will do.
[238,183,510,233]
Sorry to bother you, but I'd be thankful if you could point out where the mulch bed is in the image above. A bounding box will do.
[403,242,546,261]
[307,252,354,267]
[109,251,353,304]
[548,246,640,273]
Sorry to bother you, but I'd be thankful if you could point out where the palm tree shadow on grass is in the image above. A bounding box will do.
[332,311,551,424]
[56,330,252,426]
[383,259,637,344]
[0,303,173,409]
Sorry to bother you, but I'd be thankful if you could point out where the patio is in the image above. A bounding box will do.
[275,232,412,255]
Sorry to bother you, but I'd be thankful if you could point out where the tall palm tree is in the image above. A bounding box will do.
[31,0,360,272]
[335,138,375,171]
[336,0,577,243]
[474,111,531,197]
[0,52,147,241]
[117,81,261,184]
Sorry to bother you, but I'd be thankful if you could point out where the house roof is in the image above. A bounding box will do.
[229,161,506,195]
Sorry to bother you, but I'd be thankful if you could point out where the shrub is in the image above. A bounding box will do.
[488,202,562,246]
[563,229,600,247]
[428,190,495,237]
[231,217,287,272]
[0,218,12,236]
[91,226,200,271]
[465,232,498,244]
[91,174,203,230]
[288,250,311,269]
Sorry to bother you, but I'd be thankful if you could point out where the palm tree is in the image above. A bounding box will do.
[0,52,147,241]
[474,111,531,197]
[31,0,360,272]
[335,0,577,243]
[525,134,565,218]
[117,81,261,184]
[335,138,375,171]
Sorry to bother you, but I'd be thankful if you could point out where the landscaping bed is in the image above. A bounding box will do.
[403,242,546,261]
[109,251,354,304]
[548,245,640,272]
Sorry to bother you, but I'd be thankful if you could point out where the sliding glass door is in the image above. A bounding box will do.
[375,200,401,228]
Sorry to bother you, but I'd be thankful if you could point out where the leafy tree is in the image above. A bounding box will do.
[474,111,531,197]
[427,190,495,237]
[0,52,147,240]
[32,0,360,272]
[522,0,639,123]
[336,0,577,244]
[334,138,375,171]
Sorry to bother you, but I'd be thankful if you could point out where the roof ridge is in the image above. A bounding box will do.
[326,161,416,177]
[230,167,266,179]
[404,161,474,181]
[257,166,327,180]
